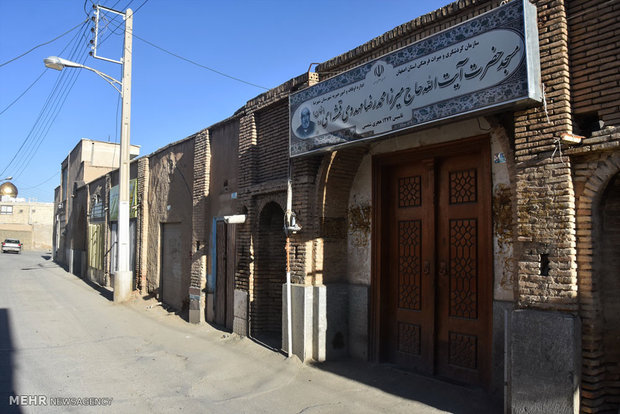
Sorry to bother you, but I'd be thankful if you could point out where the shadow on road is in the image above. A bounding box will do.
[40,255,51,261]
[77,278,114,302]
[311,359,501,414]
[0,309,22,413]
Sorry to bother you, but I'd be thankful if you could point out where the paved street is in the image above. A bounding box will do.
[0,251,499,413]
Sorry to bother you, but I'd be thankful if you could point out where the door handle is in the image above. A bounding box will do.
[423,261,430,276]
[438,261,447,277]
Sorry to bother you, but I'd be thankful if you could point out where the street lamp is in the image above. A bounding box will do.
[44,8,133,303]
[44,57,122,95]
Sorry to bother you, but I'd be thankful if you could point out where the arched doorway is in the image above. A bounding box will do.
[252,202,286,348]
[597,172,620,410]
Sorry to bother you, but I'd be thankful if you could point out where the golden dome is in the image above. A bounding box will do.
[0,182,18,198]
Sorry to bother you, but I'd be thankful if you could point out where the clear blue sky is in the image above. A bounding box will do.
[0,0,450,202]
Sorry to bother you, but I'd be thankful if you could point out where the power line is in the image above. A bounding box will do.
[0,70,47,116]
[2,1,143,180]
[12,39,91,180]
[2,21,92,180]
[133,34,269,90]
[0,19,89,68]
[92,1,268,90]
[0,20,90,178]
[19,171,60,190]
[131,0,150,16]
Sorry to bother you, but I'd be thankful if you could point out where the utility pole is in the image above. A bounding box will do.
[114,8,133,302]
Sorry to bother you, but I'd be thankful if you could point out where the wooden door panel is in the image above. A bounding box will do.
[436,150,491,386]
[215,221,227,326]
[377,137,491,387]
[385,160,435,374]
[225,224,236,330]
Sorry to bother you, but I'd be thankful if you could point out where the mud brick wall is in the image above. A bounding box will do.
[190,129,210,297]
[136,157,149,293]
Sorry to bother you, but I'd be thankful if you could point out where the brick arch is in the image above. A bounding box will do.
[314,147,367,284]
[576,154,620,413]
[251,200,286,346]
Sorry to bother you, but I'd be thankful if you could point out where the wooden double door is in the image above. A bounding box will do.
[375,137,492,386]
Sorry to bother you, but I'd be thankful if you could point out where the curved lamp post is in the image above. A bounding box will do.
[43,8,133,303]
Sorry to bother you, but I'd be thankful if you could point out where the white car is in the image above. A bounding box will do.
[2,239,22,254]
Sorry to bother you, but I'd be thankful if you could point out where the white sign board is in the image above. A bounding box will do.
[289,0,541,157]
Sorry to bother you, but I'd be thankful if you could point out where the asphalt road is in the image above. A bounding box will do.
[0,251,499,413]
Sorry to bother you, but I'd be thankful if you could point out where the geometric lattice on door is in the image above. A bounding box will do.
[449,218,478,319]
[398,220,421,310]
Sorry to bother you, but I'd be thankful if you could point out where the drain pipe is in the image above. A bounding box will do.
[284,160,301,358]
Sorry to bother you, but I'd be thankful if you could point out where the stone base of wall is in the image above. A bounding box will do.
[282,284,326,363]
[325,284,349,359]
[323,283,369,361]
[233,289,248,336]
[87,267,106,286]
[188,286,204,324]
[492,301,512,406]
[349,284,368,360]
[510,309,581,414]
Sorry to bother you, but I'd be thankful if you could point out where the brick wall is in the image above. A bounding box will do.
[511,0,578,311]
[235,75,315,310]
[256,101,289,183]
[568,128,620,413]
[136,157,149,293]
[568,0,620,128]
[312,148,367,285]
[190,129,210,291]
[188,129,210,322]
[251,201,286,336]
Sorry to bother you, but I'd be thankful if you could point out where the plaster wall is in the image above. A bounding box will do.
[0,202,54,249]
[80,140,140,168]
[144,139,195,304]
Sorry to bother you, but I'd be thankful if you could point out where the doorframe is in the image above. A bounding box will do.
[212,217,237,330]
[370,134,493,382]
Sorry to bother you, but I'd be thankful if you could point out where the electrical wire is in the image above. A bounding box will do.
[11,39,91,179]
[133,34,269,90]
[94,0,267,90]
[1,21,92,180]
[0,21,90,178]
[0,19,89,68]
[19,171,60,190]
[0,70,47,116]
[2,1,141,180]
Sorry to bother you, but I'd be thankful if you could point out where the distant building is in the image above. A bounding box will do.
[0,198,54,250]
[54,139,140,270]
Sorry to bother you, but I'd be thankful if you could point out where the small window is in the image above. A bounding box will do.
[0,205,13,215]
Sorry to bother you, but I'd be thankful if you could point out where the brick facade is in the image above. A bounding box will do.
[568,128,620,413]
[189,129,210,323]
[60,0,619,410]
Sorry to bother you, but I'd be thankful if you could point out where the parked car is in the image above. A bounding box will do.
[2,239,22,254]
